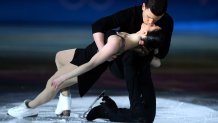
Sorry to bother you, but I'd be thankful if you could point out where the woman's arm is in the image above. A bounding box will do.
[51,30,158,88]
[51,38,120,88]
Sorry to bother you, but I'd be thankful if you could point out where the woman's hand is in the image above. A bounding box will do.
[51,75,67,89]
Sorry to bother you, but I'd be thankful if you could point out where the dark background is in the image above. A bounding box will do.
[0,0,218,93]
[0,0,218,23]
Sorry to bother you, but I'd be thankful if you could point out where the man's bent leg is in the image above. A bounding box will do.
[109,52,147,121]
[122,52,144,111]
[139,65,156,123]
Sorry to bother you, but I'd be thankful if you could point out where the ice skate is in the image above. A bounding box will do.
[86,92,118,121]
[55,93,72,118]
[81,90,106,118]
[7,100,38,118]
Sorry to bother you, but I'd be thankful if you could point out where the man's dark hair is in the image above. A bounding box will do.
[145,0,168,16]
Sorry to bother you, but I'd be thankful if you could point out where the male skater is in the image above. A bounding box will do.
[57,0,173,122]
[86,0,173,122]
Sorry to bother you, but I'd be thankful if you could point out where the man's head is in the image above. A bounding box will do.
[142,0,168,25]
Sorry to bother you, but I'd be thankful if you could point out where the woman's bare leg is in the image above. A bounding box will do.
[27,49,77,108]
[28,63,79,108]
[55,49,76,96]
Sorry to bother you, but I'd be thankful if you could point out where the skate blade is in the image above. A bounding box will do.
[7,113,38,118]
[56,110,71,118]
[82,90,105,118]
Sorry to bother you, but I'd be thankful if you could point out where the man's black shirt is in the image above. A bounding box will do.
[92,5,174,59]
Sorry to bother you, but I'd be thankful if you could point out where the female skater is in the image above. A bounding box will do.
[7,23,161,118]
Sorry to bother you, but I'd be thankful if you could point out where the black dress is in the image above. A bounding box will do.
[70,30,116,97]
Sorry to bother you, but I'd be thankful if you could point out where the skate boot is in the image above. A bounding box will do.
[55,93,72,117]
[82,90,105,118]
[86,101,111,121]
[86,94,118,121]
[7,100,38,118]
[102,95,118,110]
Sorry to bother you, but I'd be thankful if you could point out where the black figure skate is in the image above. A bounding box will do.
[85,92,118,121]
[81,90,106,119]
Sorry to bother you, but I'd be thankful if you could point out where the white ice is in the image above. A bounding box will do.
[1,96,218,123]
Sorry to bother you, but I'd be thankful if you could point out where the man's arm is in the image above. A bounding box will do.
[92,15,120,51]
[155,14,174,59]
[92,8,133,51]
[93,32,105,51]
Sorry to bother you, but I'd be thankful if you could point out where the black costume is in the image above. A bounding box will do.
[71,30,116,97]
[71,42,109,97]
[72,5,173,122]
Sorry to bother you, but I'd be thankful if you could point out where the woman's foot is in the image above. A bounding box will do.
[7,100,38,118]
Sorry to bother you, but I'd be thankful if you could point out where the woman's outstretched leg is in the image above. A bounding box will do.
[28,63,78,108]
[7,62,78,118]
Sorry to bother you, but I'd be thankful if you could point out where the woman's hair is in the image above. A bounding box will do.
[144,29,164,49]
[144,0,168,16]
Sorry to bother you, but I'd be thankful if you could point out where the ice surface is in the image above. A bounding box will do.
[1,96,218,123]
